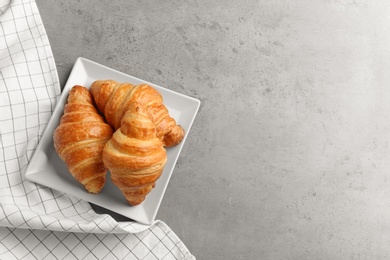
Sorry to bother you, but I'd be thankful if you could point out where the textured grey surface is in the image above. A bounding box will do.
[36,0,390,259]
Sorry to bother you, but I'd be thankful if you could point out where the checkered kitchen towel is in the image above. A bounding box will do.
[0,0,194,259]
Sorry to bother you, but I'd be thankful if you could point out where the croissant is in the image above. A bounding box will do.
[102,103,167,205]
[90,79,184,147]
[53,85,113,193]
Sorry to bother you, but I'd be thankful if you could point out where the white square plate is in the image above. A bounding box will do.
[25,57,200,225]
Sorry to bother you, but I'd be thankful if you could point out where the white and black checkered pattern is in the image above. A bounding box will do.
[0,0,194,259]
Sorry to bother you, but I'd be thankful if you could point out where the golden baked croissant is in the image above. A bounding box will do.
[90,79,184,147]
[53,85,113,193]
[103,103,167,205]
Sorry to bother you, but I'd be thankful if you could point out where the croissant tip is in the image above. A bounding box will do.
[126,197,145,206]
[83,176,106,194]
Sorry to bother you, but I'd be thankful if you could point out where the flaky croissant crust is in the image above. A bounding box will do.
[90,80,184,147]
[53,85,113,194]
[103,104,167,205]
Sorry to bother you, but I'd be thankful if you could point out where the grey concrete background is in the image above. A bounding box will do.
[36,0,390,259]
